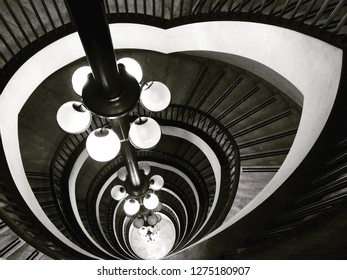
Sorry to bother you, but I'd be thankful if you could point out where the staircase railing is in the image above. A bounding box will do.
[0,139,92,259]
[0,0,346,77]
[131,104,240,235]
[87,149,210,256]
[50,104,239,256]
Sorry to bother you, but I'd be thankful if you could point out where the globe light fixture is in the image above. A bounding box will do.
[133,216,145,229]
[143,193,159,210]
[129,117,161,149]
[117,167,127,181]
[86,128,121,162]
[71,66,92,96]
[117,57,143,83]
[153,202,163,213]
[139,226,147,236]
[147,214,159,226]
[149,175,164,191]
[139,162,151,175]
[124,198,140,216]
[140,81,171,112]
[110,185,126,201]
[56,101,92,134]
[155,213,162,223]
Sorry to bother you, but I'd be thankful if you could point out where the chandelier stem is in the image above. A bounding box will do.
[111,117,142,187]
[65,0,123,100]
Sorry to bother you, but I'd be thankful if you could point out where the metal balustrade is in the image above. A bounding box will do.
[0,143,90,259]
[131,104,240,235]
[0,0,346,73]
[48,104,239,257]
[0,0,343,259]
[76,147,207,257]
[233,125,347,255]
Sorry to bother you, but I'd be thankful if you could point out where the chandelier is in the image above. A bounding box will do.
[56,0,171,233]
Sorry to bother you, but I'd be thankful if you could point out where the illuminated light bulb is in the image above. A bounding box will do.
[149,175,164,191]
[140,81,171,112]
[124,198,140,216]
[56,101,91,134]
[143,193,159,210]
[110,185,126,201]
[129,117,161,149]
[71,66,92,96]
[117,57,143,83]
[86,128,120,162]
[139,226,147,236]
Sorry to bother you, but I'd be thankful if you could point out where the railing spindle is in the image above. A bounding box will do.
[0,33,15,58]
[104,0,111,15]
[15,0,39,40]
[322,0,346,30]
[310,0,332,26]
[125,0,129,15]
[332,10,347,34]
[0,14,23,50]
[40,0,55,29]
[4,0,30,44]
[28,0,47,35]
[52,0,65,26]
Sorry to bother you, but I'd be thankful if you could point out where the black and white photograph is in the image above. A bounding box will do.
[0,0,346,278]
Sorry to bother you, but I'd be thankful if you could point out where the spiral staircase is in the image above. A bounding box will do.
[0,0,346,260]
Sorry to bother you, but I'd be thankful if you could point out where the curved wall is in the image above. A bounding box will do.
[0,21,342,256]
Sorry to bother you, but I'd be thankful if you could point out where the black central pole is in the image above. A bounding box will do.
[111,117,142,189]
[65,0,143,189]
[66,0,122,99]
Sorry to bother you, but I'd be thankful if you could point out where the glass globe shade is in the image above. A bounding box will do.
[152,224,160,233]
[129,117,161,149]
[140,81,171,112]
[110,185,126,201]
[139,162,151,175]
[143,193,159,210]
[71,66,92,96]
[149,175,164,191]
[86,128,120,162]
[124,198,140,216]
[147,214,159,226]
[117,57,143,83]
[133,217,145,229]
[139,226,147,236]
[155,213,162,223]
[117,167,127,181]
[56,101,92,134]
[153,201,163,212]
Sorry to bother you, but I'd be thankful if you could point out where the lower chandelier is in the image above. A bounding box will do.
[111,169,164,230]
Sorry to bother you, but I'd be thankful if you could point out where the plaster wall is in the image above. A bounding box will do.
[0,22,342,256]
